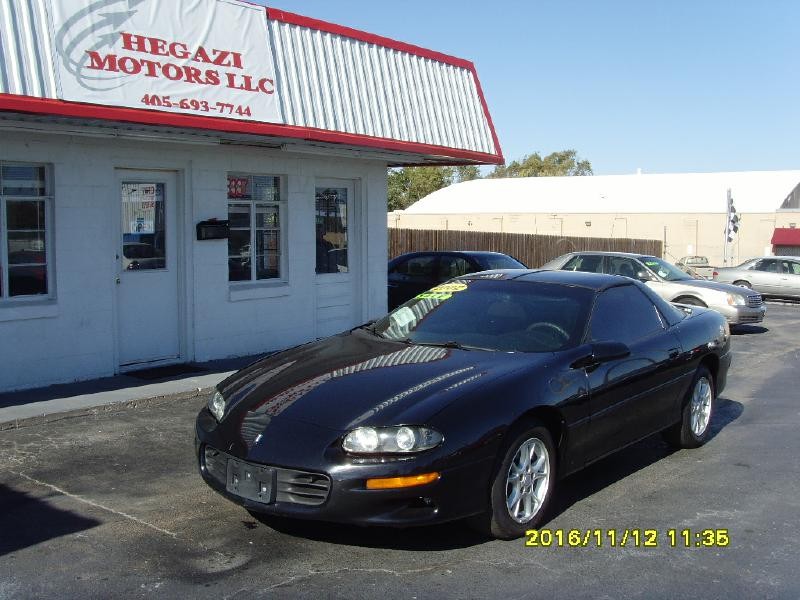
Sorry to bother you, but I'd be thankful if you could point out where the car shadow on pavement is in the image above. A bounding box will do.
[0,483,101,556]
[247,514,491,550]
[549,397,744,522]
[732,325,768,335]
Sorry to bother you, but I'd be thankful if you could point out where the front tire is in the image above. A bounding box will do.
[664,366,714,448]
[476,424,556,539]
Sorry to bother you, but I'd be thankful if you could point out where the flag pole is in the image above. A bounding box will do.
[723,188,730,266]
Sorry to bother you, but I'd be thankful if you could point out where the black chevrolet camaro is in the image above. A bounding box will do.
[196,270,731,539]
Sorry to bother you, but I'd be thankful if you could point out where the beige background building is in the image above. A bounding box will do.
[389,171,800,267]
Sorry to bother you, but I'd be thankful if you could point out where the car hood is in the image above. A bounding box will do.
[217,329,544,439]
[667,278,753,295]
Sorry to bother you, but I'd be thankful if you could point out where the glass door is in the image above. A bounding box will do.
[116,171,180,367]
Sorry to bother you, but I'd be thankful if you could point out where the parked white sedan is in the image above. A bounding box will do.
[542,251,766,325]
[713,257,800,299]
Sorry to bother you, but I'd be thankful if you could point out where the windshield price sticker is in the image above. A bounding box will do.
[415,282,468,300]
[430,282,468,293]
[415,291,453,301]
[524,528,731,548]
[643,260,670,278]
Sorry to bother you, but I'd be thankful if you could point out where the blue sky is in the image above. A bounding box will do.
[259,1,799,175]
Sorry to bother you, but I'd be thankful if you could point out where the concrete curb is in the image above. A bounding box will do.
[0,385,214,432]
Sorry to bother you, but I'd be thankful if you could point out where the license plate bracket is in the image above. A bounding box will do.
[226,458,275,504]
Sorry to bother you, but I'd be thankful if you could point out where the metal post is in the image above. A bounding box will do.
[723,189,730,266]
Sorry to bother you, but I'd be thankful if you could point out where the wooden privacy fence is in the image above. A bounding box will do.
[388,228,663,268]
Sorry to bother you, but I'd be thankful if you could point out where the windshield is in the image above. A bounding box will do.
[372,279,594,353]
[638,256,692,281]
[480,254,527,270]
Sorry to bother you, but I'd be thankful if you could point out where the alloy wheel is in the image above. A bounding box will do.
[505,437,550,523]
[690,376,713,436]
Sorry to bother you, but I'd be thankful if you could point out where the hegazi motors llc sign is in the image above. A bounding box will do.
[87,31,274,117]
[49,0,281,123]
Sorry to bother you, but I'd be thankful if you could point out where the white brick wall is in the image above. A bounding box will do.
[0,127,388,392]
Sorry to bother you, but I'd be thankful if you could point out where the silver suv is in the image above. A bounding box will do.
[542,251,766,325]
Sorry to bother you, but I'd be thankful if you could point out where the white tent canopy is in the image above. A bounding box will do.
[403,170,800,215]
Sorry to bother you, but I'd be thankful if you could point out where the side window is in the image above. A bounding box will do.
[438,255,473,280]
[780,260,800,275]
[227,174,284,282]
[389,255,437,280]
[638,282,685,326]
[754,259,778,273]
[607,256,641,279]
[315,186,349,274]
[563,254,604,273]
[1,163,53,299]
[589,285,664,345]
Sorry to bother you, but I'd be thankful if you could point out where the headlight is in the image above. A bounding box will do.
[342,426,443,454]
[726,293,746,306]
[208,390,227,422]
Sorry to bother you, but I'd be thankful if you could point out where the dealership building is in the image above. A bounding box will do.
[0,0,502,392]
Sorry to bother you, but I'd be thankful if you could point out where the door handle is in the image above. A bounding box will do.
[115,277,121,285]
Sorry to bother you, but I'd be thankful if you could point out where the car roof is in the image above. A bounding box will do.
[561,251,655,259]
[392,250,513,259]
[459,268,634,291]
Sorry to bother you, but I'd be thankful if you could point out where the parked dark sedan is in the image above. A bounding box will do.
[196,270,731,539]
[388,250,526,309]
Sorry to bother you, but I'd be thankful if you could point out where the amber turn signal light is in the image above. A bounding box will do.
[365,472,440,490]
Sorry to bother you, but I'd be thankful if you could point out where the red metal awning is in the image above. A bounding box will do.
[771,228,800,245]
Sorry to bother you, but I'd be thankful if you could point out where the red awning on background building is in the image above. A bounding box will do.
[771,228,800,246]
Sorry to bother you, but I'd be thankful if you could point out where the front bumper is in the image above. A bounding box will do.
[195,417,494,527]
[716,303,766,325]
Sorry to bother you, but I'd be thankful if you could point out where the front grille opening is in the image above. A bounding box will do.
[276,471,331,506]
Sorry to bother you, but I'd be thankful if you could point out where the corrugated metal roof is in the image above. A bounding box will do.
[269,18,496,156]
[0,1,501,163]
[403,171,800,215]
[0,0,58,98]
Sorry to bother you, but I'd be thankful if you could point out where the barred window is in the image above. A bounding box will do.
[1,163,53,299]
[227,174,285,282]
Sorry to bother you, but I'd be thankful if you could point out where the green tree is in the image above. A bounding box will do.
[455,165,481,182]
[387,164,484,211]
[386,151,590,211]
[387,166,454,211]
[487,149,592,178]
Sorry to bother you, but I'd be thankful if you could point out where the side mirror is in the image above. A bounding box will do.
[635,270,654,282]
[570,341,631,369]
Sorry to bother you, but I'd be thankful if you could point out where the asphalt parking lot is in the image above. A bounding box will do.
[2,303,799,599]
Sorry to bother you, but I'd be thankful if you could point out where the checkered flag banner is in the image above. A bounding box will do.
[726,188,739,243]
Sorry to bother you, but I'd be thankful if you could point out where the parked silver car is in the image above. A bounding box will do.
[713,256,800,299]
[541,251,766,325]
